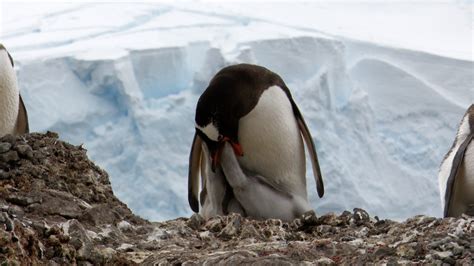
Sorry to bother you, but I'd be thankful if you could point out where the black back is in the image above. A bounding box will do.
[195,64,295,142]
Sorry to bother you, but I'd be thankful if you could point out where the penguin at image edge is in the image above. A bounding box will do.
[438,104,474,217]
[0,44,29,136]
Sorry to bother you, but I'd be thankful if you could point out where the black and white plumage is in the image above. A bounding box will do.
[438,104,474,217]
[188,64,324,221]
[0,44,29,136]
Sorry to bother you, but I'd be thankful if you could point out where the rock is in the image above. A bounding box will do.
[79,203,123,226]
[218,214,242,239]
[0,142,12,153]
[117,220,134,232]
[16,144,34,159]
[396,243,418,258]
[374,246,396,257]
[240,224,260,239]
[314,257,335,265]
[0,212,14,231]
[0,150,19,162]
[0,169,9,179]
[0,135,16,145]
[352,208,370,226]
[0,132,472,265]
[205,217,224,232]
[301,210,318,226]
[6,194,42,206]
[187,213,205,230]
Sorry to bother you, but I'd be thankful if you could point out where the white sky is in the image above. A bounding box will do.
[1,0,472,60]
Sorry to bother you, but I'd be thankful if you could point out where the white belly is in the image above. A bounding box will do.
[457,141,474,203]
[0,51,19,136]
[237,85,307,196]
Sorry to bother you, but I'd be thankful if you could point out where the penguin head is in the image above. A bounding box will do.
[195,86,244,172]
[194,64,287,171]
[195,65,275,171]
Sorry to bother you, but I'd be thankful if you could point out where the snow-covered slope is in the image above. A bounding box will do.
[1,2,472,221]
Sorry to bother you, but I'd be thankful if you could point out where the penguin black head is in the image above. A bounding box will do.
[195,64,288,171]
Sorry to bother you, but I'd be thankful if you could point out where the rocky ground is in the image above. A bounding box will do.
[0,132,472,265]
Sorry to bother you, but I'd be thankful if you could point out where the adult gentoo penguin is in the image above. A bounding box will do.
[0,44,29,136]
[438,104,474,217]
[188,64,324,221]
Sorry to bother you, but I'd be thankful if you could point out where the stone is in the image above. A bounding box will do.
[6,194,42,207]
[0,169,9,179]
[301,210,318,226]
[313,257,335,265]
[0,142,12,153]
[187,213,205,230]
[0,212,14,231]
[218,214,242,239]
[16,144,34,159]
[0,151,19,162]
[432,250,454,263]
[352,208,370,225]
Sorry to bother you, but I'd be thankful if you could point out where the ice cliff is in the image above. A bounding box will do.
[1,2,472,221]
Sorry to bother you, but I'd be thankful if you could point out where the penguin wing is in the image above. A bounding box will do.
[188,132,202,212]
[444,133,473,217]
[15,94,29,134]
[291,101,324,198]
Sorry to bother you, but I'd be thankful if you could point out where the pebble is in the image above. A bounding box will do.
[6,194,42,207]
[218,215,242,239]
[314,257,335,265]
[0,150,19,162]
[432,250,454,263]
[205,217,224,233]
[187,213,205,230]
[0,142,12,153]
[0,212,14,231]
[352,208,370,225]
[0,135,16,144]
[0,169,10,180]
[16,144,34,159]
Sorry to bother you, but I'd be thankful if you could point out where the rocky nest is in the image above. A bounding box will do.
[0,133,472,264]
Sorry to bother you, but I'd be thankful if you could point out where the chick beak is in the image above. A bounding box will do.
[211,143,224,172]
[222,136,244,157]
[210,137,244,172]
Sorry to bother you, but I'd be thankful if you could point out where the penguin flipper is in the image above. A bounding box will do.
[188,132,202,212]
[15,94,29,134]
[444,133,473,217]
[199,149,207,207]
[291,102,324,198]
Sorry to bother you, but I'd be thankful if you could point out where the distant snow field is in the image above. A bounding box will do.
[1,2,472,221]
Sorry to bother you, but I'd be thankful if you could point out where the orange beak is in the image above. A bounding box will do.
[210,137,243,172]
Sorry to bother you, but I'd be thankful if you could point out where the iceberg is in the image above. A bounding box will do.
[1,2,472,221]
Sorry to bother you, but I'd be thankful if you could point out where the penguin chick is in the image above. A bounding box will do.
[220,142,312,221]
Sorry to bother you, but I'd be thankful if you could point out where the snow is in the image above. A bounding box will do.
[1,1,472,221]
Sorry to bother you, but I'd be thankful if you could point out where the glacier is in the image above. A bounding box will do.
[1,2,473,221]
